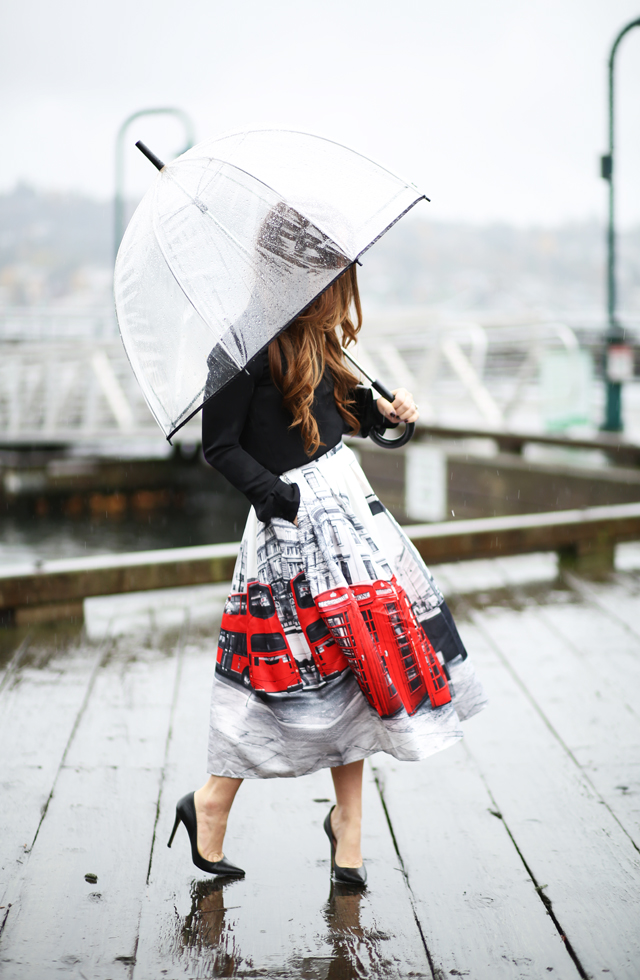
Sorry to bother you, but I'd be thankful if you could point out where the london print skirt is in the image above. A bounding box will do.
[207,442,487,778]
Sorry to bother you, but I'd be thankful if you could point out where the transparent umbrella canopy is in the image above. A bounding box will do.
[114,129,428,439]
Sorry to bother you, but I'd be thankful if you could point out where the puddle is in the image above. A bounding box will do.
[167,877,421,979]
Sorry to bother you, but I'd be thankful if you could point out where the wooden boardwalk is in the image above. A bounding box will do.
[0,551,639,979]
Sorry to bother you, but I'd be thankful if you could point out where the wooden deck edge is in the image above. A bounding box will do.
[412,422,640,465]
[1,502,639,623]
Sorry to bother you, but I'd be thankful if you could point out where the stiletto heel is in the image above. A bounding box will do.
[167,810,181,848]
[323,805,367,886]
[168,792,245,877]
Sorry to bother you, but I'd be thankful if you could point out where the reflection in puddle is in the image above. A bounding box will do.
[173,878,403,979]
[175,877,247,977]
[321,882,393,979]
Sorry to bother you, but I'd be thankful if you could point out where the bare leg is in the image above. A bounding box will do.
[330,759,364,868]
[194,775,243,862]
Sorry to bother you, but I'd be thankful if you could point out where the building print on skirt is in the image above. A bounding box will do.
[208,443,487,779]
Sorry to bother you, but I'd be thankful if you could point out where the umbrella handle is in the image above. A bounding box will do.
[369,420,415,449]
[339,346,416,449]
[365,372,416,450]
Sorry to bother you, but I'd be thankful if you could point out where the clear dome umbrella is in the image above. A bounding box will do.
[114,129,428,440]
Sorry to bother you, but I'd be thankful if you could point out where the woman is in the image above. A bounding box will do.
[168,265,487,886]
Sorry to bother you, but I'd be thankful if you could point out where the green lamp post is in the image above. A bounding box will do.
[114,107,196,260]
[600,18,640,432]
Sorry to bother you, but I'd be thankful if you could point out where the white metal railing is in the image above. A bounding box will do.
[0,307,118,342]
[0,340,157,442]
[0,309,638,444]
[358,311,639,436]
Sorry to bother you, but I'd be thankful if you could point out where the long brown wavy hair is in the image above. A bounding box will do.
[268,265,363,455]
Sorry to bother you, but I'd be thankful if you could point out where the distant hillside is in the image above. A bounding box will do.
[362,218,640,316]
[0,185,112,304]
[1,184,639,316]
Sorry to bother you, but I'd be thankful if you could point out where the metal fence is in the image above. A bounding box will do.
[0,307,638,444]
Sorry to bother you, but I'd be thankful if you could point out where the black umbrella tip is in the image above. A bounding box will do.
[135,140,166,171]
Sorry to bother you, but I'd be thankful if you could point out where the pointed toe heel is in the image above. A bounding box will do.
[168,792,245,877]
[323,806,367,887]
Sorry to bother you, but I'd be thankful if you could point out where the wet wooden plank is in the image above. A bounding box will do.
[0,625,104,906]
[0,628,31,692]
[430,558,507,594]
[0,630,181,979]
[474,597,640,735]
[501,579,640,689]
[134,629,431,979]
[565,571,640,642]
[373,745,579,980]
[0,767,160,980]
[470,595,640,847]
[458,617,640,980]
[432,552,559,598]
[533,595,640,841]
[2,567,638,978]
[83,582,229,642]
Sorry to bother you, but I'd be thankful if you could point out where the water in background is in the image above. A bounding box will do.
[0,490,250,568]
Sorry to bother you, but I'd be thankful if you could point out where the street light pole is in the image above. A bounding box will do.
[600,17,640,432]
[114,107,196,261]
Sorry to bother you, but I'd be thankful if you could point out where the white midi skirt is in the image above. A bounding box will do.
[207,442,487,778]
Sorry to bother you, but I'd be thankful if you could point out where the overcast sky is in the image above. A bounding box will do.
[2,0,640,226]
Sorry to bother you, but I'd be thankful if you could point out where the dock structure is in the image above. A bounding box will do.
[0,551,639,978]
[1,502,639,626]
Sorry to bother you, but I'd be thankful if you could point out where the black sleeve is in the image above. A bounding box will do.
[201,366,300,524]
[350,385,399,437]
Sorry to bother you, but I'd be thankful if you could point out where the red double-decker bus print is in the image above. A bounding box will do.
[217,574,451,713]
[216,582,303,694]
[290,572,348,679]
[316,587,403,717]
[217,592,251,687]
[246,582,303,694]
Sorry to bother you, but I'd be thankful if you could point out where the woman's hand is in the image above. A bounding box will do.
[376,387,419,424]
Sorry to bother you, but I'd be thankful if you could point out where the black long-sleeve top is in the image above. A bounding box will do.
[202,348,392,523]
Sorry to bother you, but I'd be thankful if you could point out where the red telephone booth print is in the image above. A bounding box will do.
[246,581,303,694]
[392,580,452,708]
[217,592,251,687]
[316,587,402,717]
[354,581,429,715]
[290,572,348,679]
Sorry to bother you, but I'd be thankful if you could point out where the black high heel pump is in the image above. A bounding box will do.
[323,806,367,886]
[167,792,245,877]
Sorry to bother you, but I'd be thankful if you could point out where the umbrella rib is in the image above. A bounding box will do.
[162,168,325,324]
[166,171,256,262]
[149,178,256,342]
[170,156,355,261]
[184,127,428,202]
[162,170,288,315]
